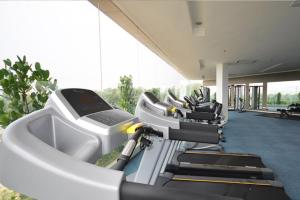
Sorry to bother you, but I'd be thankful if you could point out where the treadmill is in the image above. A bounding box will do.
[135,91,274,180]
[45,88,135,157]
[191,88,214,112]
[0,89,290,200]
[166,89,189,109]
[166,89,218,115]
[167,90,224,125]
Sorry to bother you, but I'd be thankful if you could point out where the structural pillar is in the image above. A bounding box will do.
[245,83,250,110]
[216,63,228,121]
[230,85,235,107]
[262,82,268,110]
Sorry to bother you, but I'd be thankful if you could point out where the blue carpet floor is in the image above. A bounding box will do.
[223,111,300,200]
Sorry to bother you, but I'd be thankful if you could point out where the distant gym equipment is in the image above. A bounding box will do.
[250,85,263,110]
[277,103,300,118]
[228,84,246,112]
[194,86,211,103]
[135,91,279,180]
[166,89,190,109]
[229,84,265,111]
[166,88,222,119]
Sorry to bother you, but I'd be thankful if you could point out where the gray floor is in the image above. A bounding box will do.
[223,111,300,200]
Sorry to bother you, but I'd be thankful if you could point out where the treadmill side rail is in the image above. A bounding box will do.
[120,181,243,200]
[169,128,219,144]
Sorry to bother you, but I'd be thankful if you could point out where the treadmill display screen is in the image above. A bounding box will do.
[61,89,113,116]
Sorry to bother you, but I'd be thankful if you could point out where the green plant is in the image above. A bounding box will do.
[276,92,282,105]
[0,56,57,128]
[146,88,160,100]
[118,75,135,114]
[96,144,124,167]
[97,84,166,112]
[98,88,120,107]
[0,188,32,200]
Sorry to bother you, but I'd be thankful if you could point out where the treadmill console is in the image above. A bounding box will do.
[46,88,138,155]
[61,89,113,117]
[87,110,134,126]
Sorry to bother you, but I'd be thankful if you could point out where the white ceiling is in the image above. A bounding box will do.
[111,0,300,80]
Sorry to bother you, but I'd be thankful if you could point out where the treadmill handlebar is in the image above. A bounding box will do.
[114,124,219,171]
[169,128,219,144]
[113,127,163,171]
[175,109,184,118]
[186,111,215,121]
[144,126,219,144]
[113,128,144,171]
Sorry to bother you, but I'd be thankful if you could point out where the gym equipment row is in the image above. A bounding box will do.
[0,88,290,200]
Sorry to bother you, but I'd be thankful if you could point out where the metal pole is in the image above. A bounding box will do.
[97,2,103,91]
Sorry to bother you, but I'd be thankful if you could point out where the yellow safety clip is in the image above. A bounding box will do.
[169,106,177,113]
[126,122,144,135]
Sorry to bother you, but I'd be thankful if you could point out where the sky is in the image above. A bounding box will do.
[0,1,299,94]
[268,81,300,95]
[0,1,185,90]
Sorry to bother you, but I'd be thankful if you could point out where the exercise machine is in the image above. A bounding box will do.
[277,103,300,118]
[166,89,189,110]
[45,88,131,156]
[165,89,213,113]
[194,86,211,103]
[228,85,246,112]
[250,85,262,110]
[135,91,276,180]
[0,89,290,200]
[166,90,224,125]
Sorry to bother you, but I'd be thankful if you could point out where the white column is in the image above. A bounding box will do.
[230,85,235,107]
[216,63,228,121]
[245,83,250,110]
[262,81,268,110]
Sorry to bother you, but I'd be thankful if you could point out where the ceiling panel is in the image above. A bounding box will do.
[105,0,300,80]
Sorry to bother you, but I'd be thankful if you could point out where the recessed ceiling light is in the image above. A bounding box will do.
[199,60,205,69]
[225,60,257,65]
[195,21,203,26]
[261,63,282,72]
[235,60,257,64]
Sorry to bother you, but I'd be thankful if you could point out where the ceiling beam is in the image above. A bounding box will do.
[204,70,300,86]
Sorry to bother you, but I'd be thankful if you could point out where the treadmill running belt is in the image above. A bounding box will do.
[177,153,265,168]
[157,176,290,200]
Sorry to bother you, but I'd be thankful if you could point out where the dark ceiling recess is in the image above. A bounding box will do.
[199,60,205,70]
[235,60,257,64]
[290,0,300,7]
